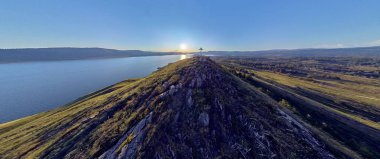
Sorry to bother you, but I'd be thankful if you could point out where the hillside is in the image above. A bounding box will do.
[0,48,177,63]
[204,46,380,57]
[0,57,335,158]
[215,57,380,159]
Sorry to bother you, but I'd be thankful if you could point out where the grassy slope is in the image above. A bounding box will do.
[219,61,380,158]
[254,70,380,107]
[0,79,138,157]
[252,70,380,130]
[0,79,138,133]
[0,58,192,158]
[227,67,380,158]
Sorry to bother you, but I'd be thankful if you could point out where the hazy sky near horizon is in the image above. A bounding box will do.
[1,0,380,51]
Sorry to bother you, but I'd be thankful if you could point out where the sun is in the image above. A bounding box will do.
[179,43,188,51]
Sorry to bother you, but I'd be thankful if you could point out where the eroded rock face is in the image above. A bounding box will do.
[169,85,176,95]
[99,112,153,159]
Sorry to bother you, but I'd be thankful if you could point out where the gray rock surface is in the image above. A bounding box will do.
[198,112,209,127]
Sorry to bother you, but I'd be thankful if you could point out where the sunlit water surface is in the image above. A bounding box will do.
[0,55,191,123]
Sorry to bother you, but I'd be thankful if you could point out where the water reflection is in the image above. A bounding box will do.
[180,54,193,60]
[180,54,187,60]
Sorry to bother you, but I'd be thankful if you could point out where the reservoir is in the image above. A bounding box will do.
[0,54,190,123]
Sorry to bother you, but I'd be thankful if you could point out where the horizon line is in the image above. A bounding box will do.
[1,45,380,53]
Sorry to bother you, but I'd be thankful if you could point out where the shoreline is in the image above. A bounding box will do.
[0,53,191,64]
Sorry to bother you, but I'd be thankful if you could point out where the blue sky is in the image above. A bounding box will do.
[1,0,380,51]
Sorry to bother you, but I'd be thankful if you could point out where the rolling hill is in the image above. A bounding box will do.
[0,57,336,158]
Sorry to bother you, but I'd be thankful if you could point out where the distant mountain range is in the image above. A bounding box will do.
[204,46,380,57]
[0,48,178,63]
[1,46,379,64]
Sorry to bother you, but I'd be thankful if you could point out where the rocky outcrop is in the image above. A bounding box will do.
[100,112,153,159]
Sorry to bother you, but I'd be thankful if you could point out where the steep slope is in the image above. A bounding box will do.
[0,57,334,158]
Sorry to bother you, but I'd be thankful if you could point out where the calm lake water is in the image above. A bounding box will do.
[0,55,191,123]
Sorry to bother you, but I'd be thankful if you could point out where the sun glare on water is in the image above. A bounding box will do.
[180,54,187,60]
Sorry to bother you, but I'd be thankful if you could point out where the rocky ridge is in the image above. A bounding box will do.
[0,57,334,159]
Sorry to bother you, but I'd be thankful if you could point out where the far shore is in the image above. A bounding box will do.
[0,53,192,64]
